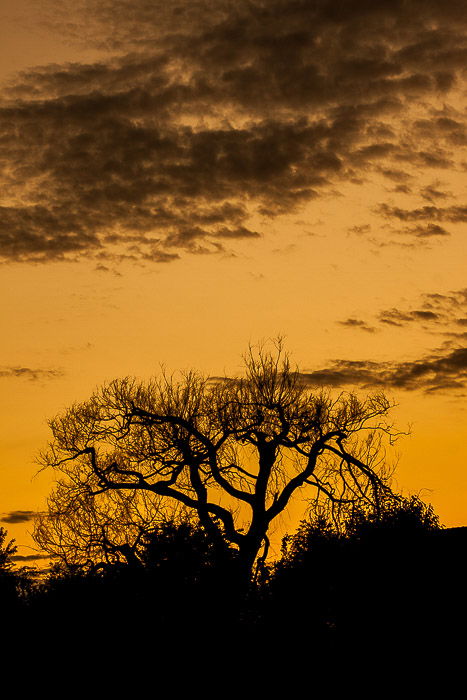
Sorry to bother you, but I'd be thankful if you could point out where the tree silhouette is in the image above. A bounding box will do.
[0,527,21,622]
[0,527,16,572]
[35,340,400,584]
[269,495,443,641]
[34,483,167,570]
[29,519,239,638]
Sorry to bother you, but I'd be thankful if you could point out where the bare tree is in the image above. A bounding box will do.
[35,341,399,583]
[34,484,172,570]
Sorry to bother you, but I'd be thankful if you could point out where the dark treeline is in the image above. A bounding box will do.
[3,496,467,659]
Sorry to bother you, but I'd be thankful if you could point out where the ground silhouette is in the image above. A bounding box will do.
[4,495,467,661]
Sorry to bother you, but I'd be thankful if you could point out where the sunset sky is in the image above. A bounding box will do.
[1,0,466,563]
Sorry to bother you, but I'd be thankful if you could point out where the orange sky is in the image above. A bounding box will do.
[1,0,466,563]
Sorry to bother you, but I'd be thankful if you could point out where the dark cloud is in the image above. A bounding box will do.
[1,0,466,264]
[419,290,467,339]
[215,226,261,239]
[347,224,371,235]
[0,368,63,381]
[391,184,412,195]
[301,346,467,393]
[378,204,467,223]
[95,263,123,276]
[1,511,35,524]
[407,223,451,237]
[423,289,467,308]
[345,287,467,334]
[338,318,376,333]
[420,184,451,202]
[379,168,412,183]
[379,309,440,326]
[413,116,467,146]
[11,553,50,562]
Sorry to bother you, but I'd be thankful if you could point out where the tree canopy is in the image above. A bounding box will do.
[35,341,400,582]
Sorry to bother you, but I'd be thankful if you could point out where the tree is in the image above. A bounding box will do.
[275,494,441,579]
[0,527,20,613]
[35,340,400,585]
[0,527,16,573]
[268,495,442,639]
[34,482,168,570]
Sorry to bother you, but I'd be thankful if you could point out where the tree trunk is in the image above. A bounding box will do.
[237,533,263,588]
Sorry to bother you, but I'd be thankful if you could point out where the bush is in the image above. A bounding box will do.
[267,495,444,643]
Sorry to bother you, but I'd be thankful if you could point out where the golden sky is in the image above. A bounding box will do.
[1,0,466,563]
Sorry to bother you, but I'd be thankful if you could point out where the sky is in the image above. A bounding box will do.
[0,0,466,563]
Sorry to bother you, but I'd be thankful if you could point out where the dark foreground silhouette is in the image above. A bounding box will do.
[2,499,467,663]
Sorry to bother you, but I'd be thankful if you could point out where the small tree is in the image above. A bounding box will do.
[0,527,16,573]
[0,527,20,614]
[35,341,400,584]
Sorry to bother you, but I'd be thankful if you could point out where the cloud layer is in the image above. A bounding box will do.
[334,288,467,392]
[302,346,467,393]
[1,0,466,264]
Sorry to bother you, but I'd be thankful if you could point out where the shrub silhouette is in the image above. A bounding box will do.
[22,496,467,657]
[268,495,446,643]
[28,519,243,644]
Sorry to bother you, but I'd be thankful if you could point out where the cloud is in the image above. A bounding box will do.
[383,289,467,327]
[407,224,451,237]
[11,554,50,562]
[338,318,376,333]
[1,511,36,524]
[301,346,467,393]
[378,309,441,327]
[377,204,467,223]
[1,0,466,264]
[0,367,63,381]
[347,224,372,236]
[344,287,467,335]
[413,116,467,146]
[215,226,261,239]
[379,168,412,183]
[420,183,452,202]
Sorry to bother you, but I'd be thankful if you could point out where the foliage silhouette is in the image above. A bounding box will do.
[0,527,25,630]
[20,495,467,659]
[26,518,244,650]
[0,527,16,572]
[35,340,400,584]
[268,495,451,643]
